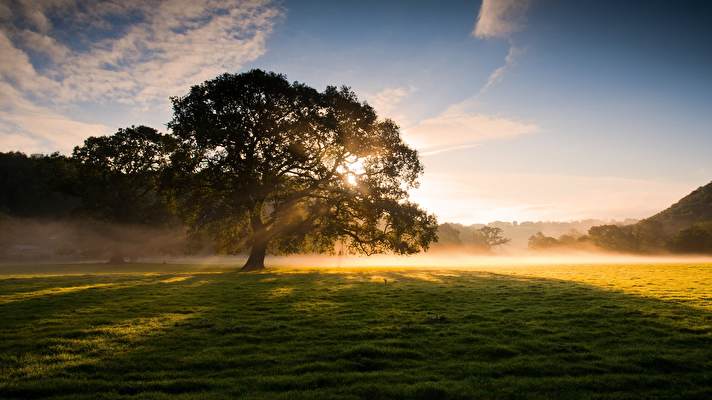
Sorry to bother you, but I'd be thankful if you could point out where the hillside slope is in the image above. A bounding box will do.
[642,181,712,234]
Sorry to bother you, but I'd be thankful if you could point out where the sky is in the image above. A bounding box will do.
[1,0,711,224]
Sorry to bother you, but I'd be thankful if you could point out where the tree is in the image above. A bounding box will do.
[436,223,462,246]
[167,70,437,271]
[668,222,712,253]
[72,126,177,263]
[72,125,175,225]
[528,232,559,250]
[0,152,81,218]
[472,226,510,252]
[587,224,638,252]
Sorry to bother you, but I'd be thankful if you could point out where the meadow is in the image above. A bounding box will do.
[1,262,711,399]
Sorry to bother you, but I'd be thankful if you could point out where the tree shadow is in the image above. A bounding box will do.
[1,269,712,399]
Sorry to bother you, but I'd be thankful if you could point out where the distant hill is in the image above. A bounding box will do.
[641,181,712,235]
[528,181,712,254]
[430,182,712,254]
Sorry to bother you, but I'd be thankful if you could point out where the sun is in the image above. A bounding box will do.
[341,157,366,186]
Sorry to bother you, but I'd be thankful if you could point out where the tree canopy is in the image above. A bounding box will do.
[72,126,175,225]
[471,226,510,252]
[166,70,437,270]
[0,152,80,218]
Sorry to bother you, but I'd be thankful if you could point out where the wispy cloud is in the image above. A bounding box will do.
[404,101,538,155]
[389,1,536,157]
[0,81,111,153]
[0,0,282,153]
[481,45,524,93]
[473,0,531,93]
[473,0,531,39]
[367,86,415,126]
[368,86,413,117]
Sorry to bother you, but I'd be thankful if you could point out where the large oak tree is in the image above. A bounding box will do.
[167,70,437,270]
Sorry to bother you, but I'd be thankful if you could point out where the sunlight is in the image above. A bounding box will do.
[160,276,193,283]
[340,157,366,186]
[0,283,116,305]
[12,312,197,379]
[268,287,294,298]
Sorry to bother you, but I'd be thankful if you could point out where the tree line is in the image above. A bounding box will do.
[435,219,712,254]
[2,70,439,270]
[527,221,712,254]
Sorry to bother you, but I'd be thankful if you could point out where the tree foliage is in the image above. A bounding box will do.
[668,222,712,253]
[527,232,560,250]
[587,224,639,252]
[166,70,437,269]
[436,223,463,246]
[527,230,589,251]
[471,226,510,251]
[72,126,175,225]
[0,152,80,218]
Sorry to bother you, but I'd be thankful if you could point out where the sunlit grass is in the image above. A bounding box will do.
[1,262,711,399]
[159,276,193,284]
[268,287,294,298]
[0,283,116,305]
[7,313,196,380]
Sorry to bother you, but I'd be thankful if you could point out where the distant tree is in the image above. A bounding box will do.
[472,226,510,251]
[72,126,176,225]
[71,126,178,263]
[167,70,437,270]
[560,230,582,244]
[631,220,666,252]
[668,222,712,253]
[436,223,462,246]
[528,232,559,250]
[0,152,80,217]
[588,224,638,252]
[528,230,592,251]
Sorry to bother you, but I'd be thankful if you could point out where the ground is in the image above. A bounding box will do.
[1,262,711,399]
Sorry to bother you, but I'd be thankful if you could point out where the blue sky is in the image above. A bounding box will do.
[1,0,711,223]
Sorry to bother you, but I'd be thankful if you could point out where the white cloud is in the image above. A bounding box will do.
[0,3,12,22]
[16,29,69,61]
[0,82,110,153]
[367,86,415,125]
[473,0,531,39]
[0,133,46,154]
[13,0,282,105]
[472,1,532,94]
[404,102,537,155]
[481,45,524,93]
[0,0,282,153]
[0,31,62,94]
[16,0,54,33]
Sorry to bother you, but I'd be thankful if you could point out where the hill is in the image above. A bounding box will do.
[584,181,712,253]
[641,181,712,235]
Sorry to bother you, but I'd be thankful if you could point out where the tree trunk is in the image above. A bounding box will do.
[241,201,268,272]
[241,240,267,271]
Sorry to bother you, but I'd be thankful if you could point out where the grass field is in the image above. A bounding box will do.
[1,262,711,399]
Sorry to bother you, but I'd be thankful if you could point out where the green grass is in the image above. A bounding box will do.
[1,263,711,399]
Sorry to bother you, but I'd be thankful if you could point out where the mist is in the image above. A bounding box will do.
[4,215,712,268]
[0,216,189,263]
[135,250,712,272]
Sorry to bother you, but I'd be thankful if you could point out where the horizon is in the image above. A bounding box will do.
[1,0,712,224]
